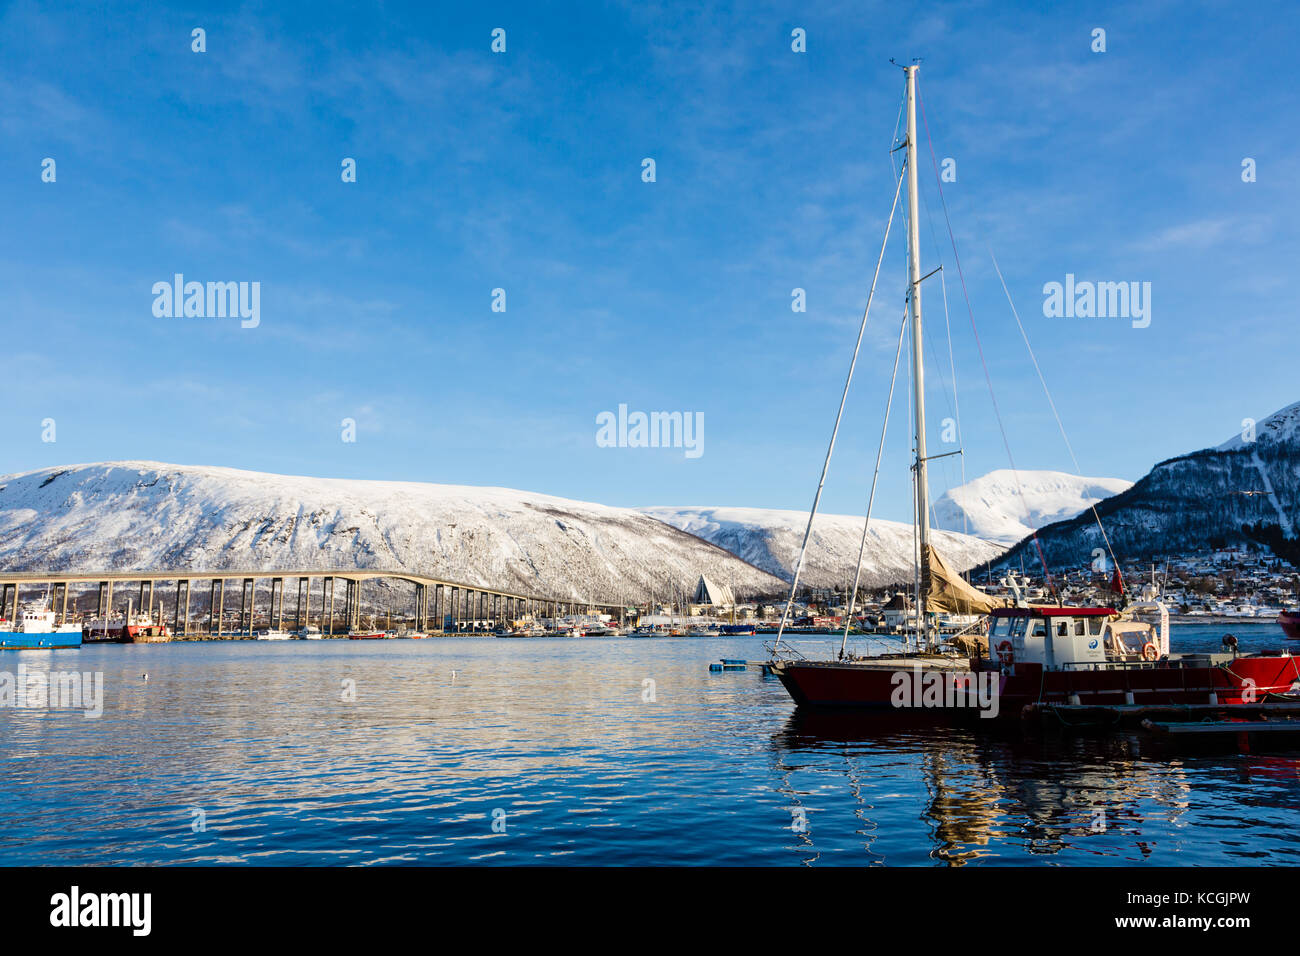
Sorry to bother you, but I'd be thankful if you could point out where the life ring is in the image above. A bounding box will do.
[1141,642,1159,662]
[997,640,1014,666]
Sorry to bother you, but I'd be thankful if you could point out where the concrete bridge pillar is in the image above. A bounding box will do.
[270,577,284,629]
[415,583,428,632]
[0,583,15,622]
[240,578,254,636]
[214,579,226,636]
[174,580,190,636]
[325,577,335,636]
[346,579,362,629]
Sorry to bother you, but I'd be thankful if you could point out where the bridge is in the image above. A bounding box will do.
[0,569,628,636]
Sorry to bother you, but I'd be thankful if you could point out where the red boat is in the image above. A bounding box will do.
[768,65,1300,723]
[347,630,388,640]
[1279,610,1300,640]
[772,603,1300,718]
[83,612,171,644]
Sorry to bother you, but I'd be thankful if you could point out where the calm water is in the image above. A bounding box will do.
[1,622,1297,866]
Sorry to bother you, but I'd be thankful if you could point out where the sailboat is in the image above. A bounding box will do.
[768,64,1300,717]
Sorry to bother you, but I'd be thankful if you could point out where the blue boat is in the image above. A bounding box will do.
[0,630,82,650]
[1,605,83,650]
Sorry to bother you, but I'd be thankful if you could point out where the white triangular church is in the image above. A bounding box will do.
[691,575,735,607]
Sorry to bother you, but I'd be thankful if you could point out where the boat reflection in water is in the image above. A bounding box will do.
[767,709,1300,866]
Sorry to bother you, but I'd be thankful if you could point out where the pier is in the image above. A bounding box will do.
[0,569,626,637]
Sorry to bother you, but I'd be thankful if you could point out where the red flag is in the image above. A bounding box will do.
[1110,568,1124,594]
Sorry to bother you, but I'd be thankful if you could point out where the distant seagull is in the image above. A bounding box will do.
[1228,490,1270,497]
[142,673,149,681]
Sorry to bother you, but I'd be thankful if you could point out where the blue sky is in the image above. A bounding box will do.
[3,0,1298,526]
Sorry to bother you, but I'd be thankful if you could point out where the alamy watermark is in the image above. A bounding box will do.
[152,274,260,328]
[890,665,1000,718]
[0,664,103,718]
[1042,274,1150,328]
[596,404,704,459]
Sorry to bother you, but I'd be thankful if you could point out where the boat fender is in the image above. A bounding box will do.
[1141,642,1159,662]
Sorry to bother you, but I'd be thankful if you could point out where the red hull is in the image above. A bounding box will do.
[83,624,171,644]
[774,655,1300,716]
[1279,611,1300,640]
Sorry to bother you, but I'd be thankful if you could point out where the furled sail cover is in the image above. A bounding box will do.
[922,544,1001,615]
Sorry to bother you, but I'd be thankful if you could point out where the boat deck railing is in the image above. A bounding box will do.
[1059,654,1236,672]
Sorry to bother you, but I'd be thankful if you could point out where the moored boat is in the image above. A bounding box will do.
[767,62,1300,721]
[83,607,171,643]
[1279,609,1300,640]
[0,604,82,650]
[720,624,756,636]
[773,601,1300,714]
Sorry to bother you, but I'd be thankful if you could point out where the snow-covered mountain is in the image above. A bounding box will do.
[932,470,1134,547]
[638,506,1003,588]
[1217,400,1300,452]
[991,400,1300,570]
[0,462,787,602]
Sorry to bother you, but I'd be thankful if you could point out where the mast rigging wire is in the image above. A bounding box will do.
[840,308,909,660]
[772,163,907,655]
[987,247,1125,591]
[916,81,1058,599]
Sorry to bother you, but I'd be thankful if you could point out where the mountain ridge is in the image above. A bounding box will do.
[986,402,1300,571]
[0,461,1001,603]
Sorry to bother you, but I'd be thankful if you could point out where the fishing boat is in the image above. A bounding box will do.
[347,629,389,640]
[768,63,1300,718]
[255,628,292,640]
[83,601,171,643]
[296,625,324,640]
[390,626,428,639]
[0,603,82,650]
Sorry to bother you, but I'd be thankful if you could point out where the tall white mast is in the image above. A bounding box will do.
[905,64,931,649]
